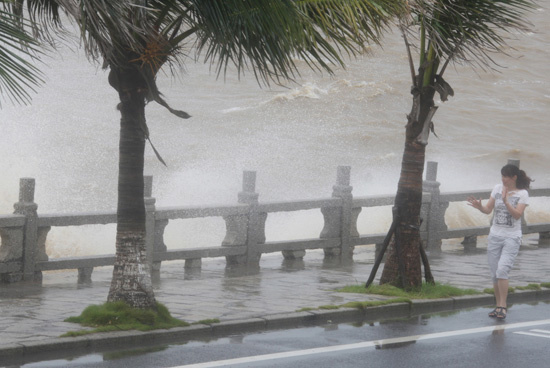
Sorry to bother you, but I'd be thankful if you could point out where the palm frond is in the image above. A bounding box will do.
[0,7,44,107]
[158,0,404,86]
[9,0,74,46]
[404,0,538,72]
[72,0,154,67]
[297,0,403,49]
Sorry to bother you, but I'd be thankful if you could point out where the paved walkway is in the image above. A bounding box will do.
[1,237,550,359]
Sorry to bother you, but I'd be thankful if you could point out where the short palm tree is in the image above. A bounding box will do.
[10,0,404,308]
[378,0,537,289]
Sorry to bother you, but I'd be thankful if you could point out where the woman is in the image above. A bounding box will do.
[467,164,532,320]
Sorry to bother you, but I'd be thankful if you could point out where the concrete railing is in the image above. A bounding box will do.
[1,160,549,284]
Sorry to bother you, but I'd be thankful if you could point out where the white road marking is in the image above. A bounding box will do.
[175,319,550,368]
[515,329,550,339]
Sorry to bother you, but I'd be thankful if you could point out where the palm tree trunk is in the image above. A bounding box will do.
[379,139,425,289]
[380,86,435,290]
[107,67,156,309]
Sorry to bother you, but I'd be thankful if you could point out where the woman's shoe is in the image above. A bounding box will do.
[496,307,507,320]
[489,307,501,318]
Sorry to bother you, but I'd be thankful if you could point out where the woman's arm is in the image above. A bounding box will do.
[502,187,527,220]
[503,200,527,220]
[467,196,495,215]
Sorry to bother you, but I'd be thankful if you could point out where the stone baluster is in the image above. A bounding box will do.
[144,176,169,276]
[461,235,478,251]
[320,166,359,260]
[12,178,44,281]
[144,175,155,267]
[539,232,550,246]
[422,162,448,251]
[242,171,266,268]
[153,219,168,270]
[508,158,520,168]
[0,215,26,283]
[222,211,248,267]
[35,225,51,282]
[0,229,23,282]
[223,171,266,268]
[77,266,93,284]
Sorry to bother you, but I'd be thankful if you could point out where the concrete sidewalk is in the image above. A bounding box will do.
[1,238,550,363]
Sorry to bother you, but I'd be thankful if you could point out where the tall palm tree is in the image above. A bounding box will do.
[10,0,404,308]
[0,1,43,107]
[378,0,537,289]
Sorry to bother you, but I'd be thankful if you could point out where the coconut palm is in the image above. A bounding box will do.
[377,0,537,289]
[10,0,404,308]
[0,1,43,107]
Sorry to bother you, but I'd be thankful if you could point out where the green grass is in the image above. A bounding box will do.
[194,319,221,325]
[319,305,340,310]
[62,301,189,337]
[339,282,481,299]
[300,281,549,314]
[294,282,482,313]
[516,284,541,291]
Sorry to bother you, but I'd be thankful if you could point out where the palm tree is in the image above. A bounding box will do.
[11,0,404,308]
[0,1,43,107]
[378,0,537,289]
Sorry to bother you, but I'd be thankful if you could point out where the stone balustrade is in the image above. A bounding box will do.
[1,160,549,284]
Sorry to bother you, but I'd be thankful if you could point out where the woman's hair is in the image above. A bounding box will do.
[501,164,533,190]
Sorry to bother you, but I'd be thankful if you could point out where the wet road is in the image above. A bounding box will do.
[18,300,550,368]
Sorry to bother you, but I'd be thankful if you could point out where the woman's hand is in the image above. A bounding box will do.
[502,186,508,203]
[467,196,483,210]
[468,196,494,214]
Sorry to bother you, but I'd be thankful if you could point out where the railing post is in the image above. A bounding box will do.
[78,267,93,284]
[422,162,448,252]
[461,235,478,251]
[144,175,155,268]
[0,219,25,284]
[539,232,550,246]
[36,225,50,274]
[320,166,357,260]
[223,171,266,268]
[508,158,520,168]
[13,178,44,281]
[222,212,248,267]
[144,175,168,277]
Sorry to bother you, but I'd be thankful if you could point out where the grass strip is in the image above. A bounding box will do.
[297,282,481,313]
[483,287,512,294]
[62,301,189,337]
[339,282,481,299]
[515,283,541,291]
[194,319,221,325]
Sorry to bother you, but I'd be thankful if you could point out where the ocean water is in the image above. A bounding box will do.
[1,4,549,256]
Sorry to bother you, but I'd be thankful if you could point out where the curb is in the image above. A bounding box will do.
[2,290,549,365]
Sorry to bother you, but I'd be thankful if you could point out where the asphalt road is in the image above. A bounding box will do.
[18,301,550,368]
